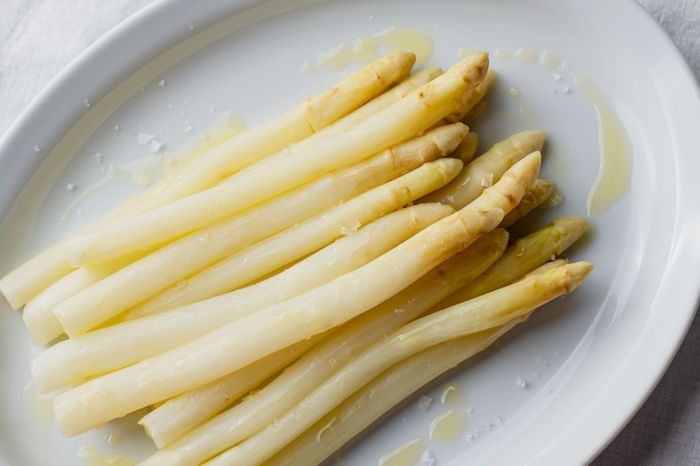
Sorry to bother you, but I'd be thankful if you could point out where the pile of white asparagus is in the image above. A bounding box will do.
[0,51,592,466]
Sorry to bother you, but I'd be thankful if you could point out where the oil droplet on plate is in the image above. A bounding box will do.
[574,75,632,216]
[378,438,425,466]
[493,48,511,60]
[538,50,559,68]
[315,26,434,71]
[514,48,537,64]
[440,382,466,406]
[429,410,468,443]
[457,46,485,58]
[77,446,136,466]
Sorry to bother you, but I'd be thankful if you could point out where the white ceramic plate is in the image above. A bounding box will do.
[1,0,699,465]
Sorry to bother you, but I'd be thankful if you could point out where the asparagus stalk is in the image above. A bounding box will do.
[500,179,555,227]
[0,52,415,309]
[438,216,588,308]
[265,319,526,466]
[34,203,454,392]
[32,124,464,343]
[23,257,132,344]
[62,54,489,266]
[205,262,592,466]
[121,124,465,320]
[298,67,443,149]
[446,68,497,123]
[453,132,479,163]
[52,151,537,437]
[138,229,507,457]
[421,130,545,209]
[55,158,463,336]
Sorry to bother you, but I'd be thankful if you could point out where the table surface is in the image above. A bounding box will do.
[1,1,699,465]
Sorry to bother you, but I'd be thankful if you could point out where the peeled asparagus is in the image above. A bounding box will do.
[63,54,489,266]
[40,125,465,342]
[34,203,453,393]
[0,52,415,309]
[55,158,463,336]
[438,216,588,308]
[298,67,443,149]
[453,132,479,163]
[500,178,555,227]
[421,130,545,209]
[206,262,592,466]
[139,229,506,460]
[447,67,497,123]
[119,124,467,320]
[265,320,525,466]
[52,150,537,437]
[23,258,131,344]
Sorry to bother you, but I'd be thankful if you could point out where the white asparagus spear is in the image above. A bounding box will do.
[63,54,489,266]
[51,150,537,437]
[500,178,555,227]
[446,67,497,123]
[297,67,443,149]
[140,229,507,460]
[20,68,441,344]
[54,158,463,336]
[265,318,526,466]
[32,125,464,344]
[453,132,479,163]
[438,216,589,308]
[136,205,460,449]
[125,127,465,320]
[205,262,592,466]
[34,203,453,393]
[23,261,125,344]
[0,52,415,309]
[421,130,545,209]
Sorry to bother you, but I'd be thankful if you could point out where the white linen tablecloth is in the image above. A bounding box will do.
[1,1,698,464]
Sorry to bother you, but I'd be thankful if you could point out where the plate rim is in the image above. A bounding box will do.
[0,0,699,464]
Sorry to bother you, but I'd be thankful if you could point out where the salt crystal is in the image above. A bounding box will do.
[184,122,193,133]
[515,378,528,389]
[149,139,164,153]
[114,125,120,131]
[562,86,571,94]
[158,79,166,87]
[418,396,433,410]
[552,73,562,81]
[137,132,156,145]
[480,173,493,187]
[34,145,41,152]
[83,98,91,108]
[93,152,103,164]
[420,450,437,466]
[509,87,520,96]
[66,182,76,192]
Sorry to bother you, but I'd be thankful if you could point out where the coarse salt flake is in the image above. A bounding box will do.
[515,378,528,389]
[421,450,437,466]
[137,132,155,145]
[418,396,433,410]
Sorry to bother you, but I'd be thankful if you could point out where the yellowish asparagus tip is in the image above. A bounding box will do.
[555,261,593,293]
[551,217,589,254]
